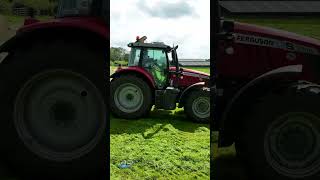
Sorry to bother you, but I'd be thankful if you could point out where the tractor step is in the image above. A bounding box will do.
[155,87,180,110]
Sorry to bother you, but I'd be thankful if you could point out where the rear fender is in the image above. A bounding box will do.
[0,26,107,65]
[0,34,20,62]
[219,64,303,147]
[111,69,155,89]
[178,82,208,107]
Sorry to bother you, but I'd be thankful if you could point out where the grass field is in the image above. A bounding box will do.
[213,17,320,180]
[185,67,210,74]
[232,17,320,40]
[110,66,210,179]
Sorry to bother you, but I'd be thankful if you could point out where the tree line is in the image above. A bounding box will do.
[110,47,130,66]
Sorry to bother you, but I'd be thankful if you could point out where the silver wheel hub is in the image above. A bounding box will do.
[114,83,144,113]
[191,96,210,119]
[14,70,106,162]
[264,112,320,178]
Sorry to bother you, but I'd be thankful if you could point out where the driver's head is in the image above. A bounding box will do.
[141,49,149,59]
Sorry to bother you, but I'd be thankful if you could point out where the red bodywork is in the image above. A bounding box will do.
[113,66,209,89]
[114,66,156,87]
[169,67,209,88]
[18,17,108,39]
[217,22,320,83]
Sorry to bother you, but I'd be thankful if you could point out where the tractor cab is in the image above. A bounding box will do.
[127,36,181,89]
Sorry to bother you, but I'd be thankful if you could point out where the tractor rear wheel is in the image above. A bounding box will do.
[0,40,106,180]
[185,90,210,123]
[110,75,152,119]
[240,88,320,180]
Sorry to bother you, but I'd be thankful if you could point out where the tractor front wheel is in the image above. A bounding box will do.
[240,89,320,180]
[185,90,210,123]
[110,75,152,119]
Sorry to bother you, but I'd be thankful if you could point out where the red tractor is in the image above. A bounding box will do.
[0,0,107,179]
[213,1,320,180]
[110,36,210,123]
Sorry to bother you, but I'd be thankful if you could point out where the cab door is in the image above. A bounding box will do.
[140,48,168,89]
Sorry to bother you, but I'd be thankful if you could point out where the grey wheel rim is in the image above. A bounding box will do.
[114,83,144,113]
[14,69,106,162]
[264,112,320,178]
[191,96,210,119]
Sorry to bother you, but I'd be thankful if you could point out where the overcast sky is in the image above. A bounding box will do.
[110,0,210,59]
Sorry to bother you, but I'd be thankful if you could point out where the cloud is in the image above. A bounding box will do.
[111,0,210,59]
[137,0,197,19]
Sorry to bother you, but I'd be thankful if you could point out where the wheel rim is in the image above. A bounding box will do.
[191,96,210,119]
[14,69,106,162]
[114,83,144,113]
[264,112,320,178]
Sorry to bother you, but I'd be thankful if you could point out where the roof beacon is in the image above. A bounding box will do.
[136,36,147,43]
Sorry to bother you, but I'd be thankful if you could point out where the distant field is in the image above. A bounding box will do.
[4,15,52,25]
[231,17,320,39]
[184,67,210,74]
[110,66,210,75]
[0,15,52,44]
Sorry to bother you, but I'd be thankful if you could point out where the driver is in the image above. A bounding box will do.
[141,49,154,68]
[141,49,166,88]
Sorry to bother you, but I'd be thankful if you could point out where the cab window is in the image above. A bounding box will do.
[128,47,141,66]
[141,48,168,88]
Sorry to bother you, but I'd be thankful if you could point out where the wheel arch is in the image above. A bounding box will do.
[0,26,107,65]
[111,69,156,90]
[219,64,304,147]
[178,82,207,108]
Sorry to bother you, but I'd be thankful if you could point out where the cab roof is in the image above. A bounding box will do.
[128,41,171,49]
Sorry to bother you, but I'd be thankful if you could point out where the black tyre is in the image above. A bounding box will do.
[185,90,210,123]
[110,75,152,119]
[0,39,106,180]
[240,88,320,180]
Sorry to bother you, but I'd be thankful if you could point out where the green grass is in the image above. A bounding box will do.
[111,66,210,75]
[110,109,210,180]
[3,15,52,27]
[110,66,210,179]
[0,15,53,44]
[184,67,210,74]
[230,16,320,40]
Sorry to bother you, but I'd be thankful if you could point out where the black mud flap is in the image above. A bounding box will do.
[155,87,180,110]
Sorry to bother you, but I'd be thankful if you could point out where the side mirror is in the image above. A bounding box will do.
[179,67,184,72]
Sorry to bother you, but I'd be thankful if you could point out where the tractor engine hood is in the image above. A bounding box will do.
[170,67,209,79]
[233,22,320,56]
